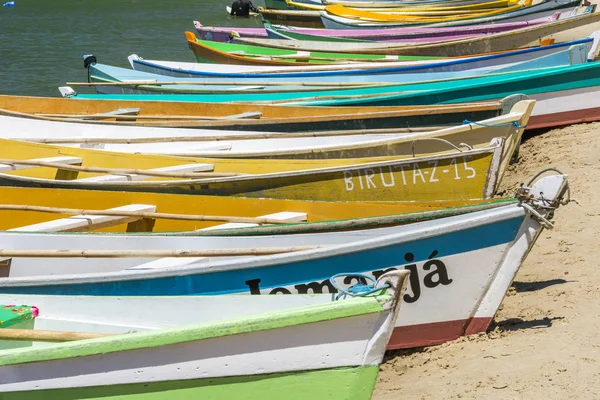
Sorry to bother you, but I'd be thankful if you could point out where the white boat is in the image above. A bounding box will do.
[0,270,408,397]
[0,172,569,349]
[0,100,533,160]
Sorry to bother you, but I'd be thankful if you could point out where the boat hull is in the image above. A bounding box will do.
[0,174,568,349]
[0,367,380,399]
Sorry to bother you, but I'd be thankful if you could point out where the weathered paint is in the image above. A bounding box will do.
[0,138,503,201]
[0,186,515,233]
[0,296,385,366]
[0,366,379,399]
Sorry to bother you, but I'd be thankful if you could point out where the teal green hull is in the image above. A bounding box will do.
[1,366,379,400]
[75,62,600,107]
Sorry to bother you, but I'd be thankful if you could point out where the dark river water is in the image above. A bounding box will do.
[0,0,265,96]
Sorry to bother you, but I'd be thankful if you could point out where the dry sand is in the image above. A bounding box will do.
[374,122,600,399]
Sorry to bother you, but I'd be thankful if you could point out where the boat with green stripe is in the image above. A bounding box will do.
[0,271,409,398]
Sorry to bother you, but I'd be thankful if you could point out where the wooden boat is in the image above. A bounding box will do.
[131,36,589,76]
[84,42,589,94]
[185,32,440,65]
[86,63,391,95]
[286,61,600,130]
[286,0,525,12]
[263,14,558,42]
[265,0,483,10]
[0,173,569,349]
[1,95,522,134]
[0,100,532,167]
[194,14,558,43]
[0,138,512,202]
[0,185,518,233]
[295,0,528,10]
[0,272,408,397]
[262,0,579,28]
[234,8,600,57]
[259,8,325,28]
[318,3,529,23]
[73,46,600,111]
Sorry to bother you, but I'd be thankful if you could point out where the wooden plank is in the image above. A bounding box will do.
[35,112,264,121]
[0,328,120,342]
[75,164,215,183]
[200,211,307,231]
[9,204,157,233]
[0,158,235,179]
[73,108,140,121]
[129,211,308,270]
[0,247,321,258]
[0,156,82,172]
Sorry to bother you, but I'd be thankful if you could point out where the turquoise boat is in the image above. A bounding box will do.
[85,41,589,95]
[70,60,600,129]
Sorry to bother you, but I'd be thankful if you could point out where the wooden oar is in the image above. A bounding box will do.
[67,81,386,87]
[27,126,438,144]
[0,204,305,225]
[34,112,264,121]
[0,158,241,179]
[0,328,121,342]
[0,247,322,258]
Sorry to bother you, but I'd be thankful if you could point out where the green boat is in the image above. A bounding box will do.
[185,32,441,65]
[0,272,409,398]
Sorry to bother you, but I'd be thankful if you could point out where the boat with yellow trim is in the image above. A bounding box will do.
[285,0,523,12]
[0,185,516,233]
[0,103,528,201]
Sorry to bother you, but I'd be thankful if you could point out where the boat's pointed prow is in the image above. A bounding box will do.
[587,30,600,60]
[127,54,141,69]
[524,171,569,206]
[185,31,197,42]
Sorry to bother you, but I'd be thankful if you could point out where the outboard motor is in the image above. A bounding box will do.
[83,54,97,83]
[230,0,258,17]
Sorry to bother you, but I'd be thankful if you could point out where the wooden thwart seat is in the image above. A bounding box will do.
[128,211,308,270]
[75,164,215,183]
[9,204,157,233]
[0,156,82,173]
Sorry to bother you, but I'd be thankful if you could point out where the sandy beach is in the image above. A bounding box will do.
[375,121,600,399]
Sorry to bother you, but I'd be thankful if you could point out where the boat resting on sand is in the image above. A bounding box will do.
[263,0,580,28]
[185,32,441,65]
[0,100,534,199]
[262,14,558,42]
[282,61,600,130]
[233,8,600,57]
[0,186,520,233]
[0,140,510,201]
[0,272,408,398]
[194,14,559,42]
[286,0,524,12]
[83,41,590,94]
[318,3,529,24]
[22,100,532,162]
[0,173,569,349]
[130,36,594,77]
[0,93,524,132]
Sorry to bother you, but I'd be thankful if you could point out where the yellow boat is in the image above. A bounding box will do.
[323,2,528,23]
[0,186,515,233]
[0,141,505,202]
[288,0,522,12]
[0,101,533,202]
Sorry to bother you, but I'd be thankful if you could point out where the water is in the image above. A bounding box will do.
[0,0,265,96]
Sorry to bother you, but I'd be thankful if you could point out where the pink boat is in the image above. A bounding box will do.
[193,12,559,42]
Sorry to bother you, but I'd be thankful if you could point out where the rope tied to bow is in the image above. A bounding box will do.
[462,120,527,130]
[329,273,389,301]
